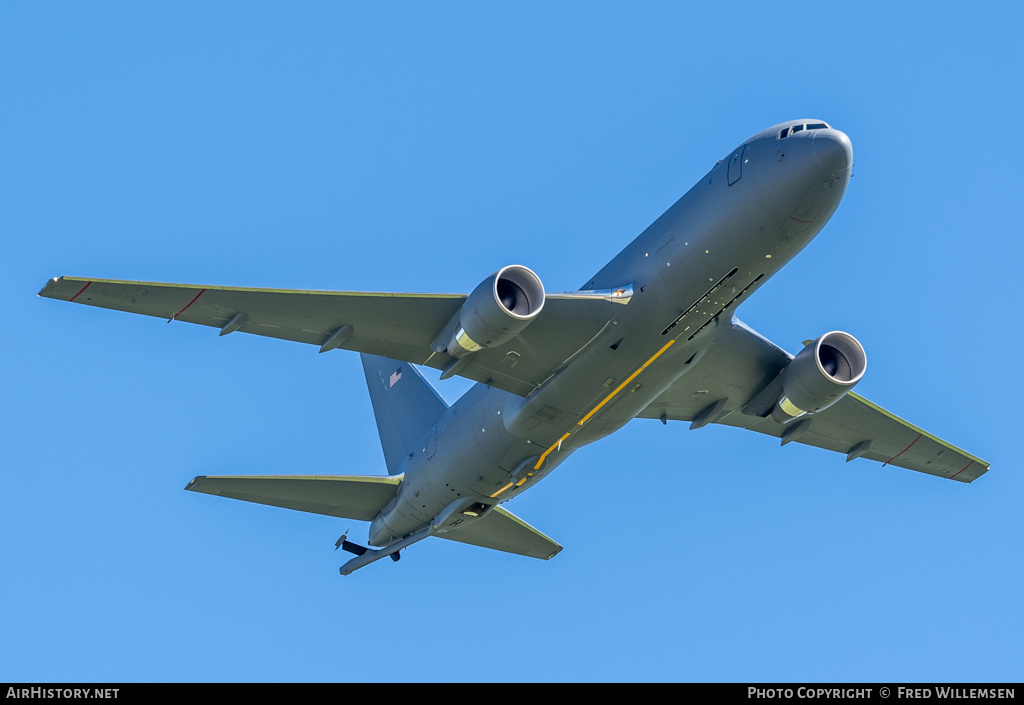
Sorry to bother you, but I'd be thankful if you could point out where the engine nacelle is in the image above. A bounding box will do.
[445,265,545,358]
[771,331,867,423]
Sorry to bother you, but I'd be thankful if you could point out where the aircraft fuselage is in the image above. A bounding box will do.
[370,121,853,546]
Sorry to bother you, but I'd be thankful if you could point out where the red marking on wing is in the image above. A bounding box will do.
[949,460,973,480]
[883,433,922,466]
[172,289,206,320]
[69,282,92,302]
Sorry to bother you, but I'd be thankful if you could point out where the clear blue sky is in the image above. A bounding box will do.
[2,2,1021,682]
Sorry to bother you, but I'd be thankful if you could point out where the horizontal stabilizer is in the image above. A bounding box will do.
[437,506,562,559]
[185,474,402,520]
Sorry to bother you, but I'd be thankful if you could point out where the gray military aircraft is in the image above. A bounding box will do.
[39,120,989,575]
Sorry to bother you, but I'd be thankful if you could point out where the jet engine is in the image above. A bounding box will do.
[771,331,867,423]
[444,265,545,358]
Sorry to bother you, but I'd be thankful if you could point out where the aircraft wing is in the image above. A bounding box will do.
[637,319,990,483]
[437,506,563,559]
[39,276,624,397]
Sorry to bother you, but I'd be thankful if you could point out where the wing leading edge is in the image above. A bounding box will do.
[638,319,989,483]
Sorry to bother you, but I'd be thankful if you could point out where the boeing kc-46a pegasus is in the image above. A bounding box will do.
[40,120,989,575]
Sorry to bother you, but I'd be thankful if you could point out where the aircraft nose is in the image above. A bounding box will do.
[813,129,853,174]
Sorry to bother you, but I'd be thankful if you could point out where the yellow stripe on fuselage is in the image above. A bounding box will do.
[523,338,678,477]
[576,339,676,427]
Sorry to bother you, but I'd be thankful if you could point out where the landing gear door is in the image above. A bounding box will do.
[727,144,746,186]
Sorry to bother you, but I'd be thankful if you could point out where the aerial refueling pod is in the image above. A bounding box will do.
[771,331,867,424]
[444,265,545,358]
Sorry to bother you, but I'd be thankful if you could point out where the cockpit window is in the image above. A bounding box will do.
[778,122,832,139]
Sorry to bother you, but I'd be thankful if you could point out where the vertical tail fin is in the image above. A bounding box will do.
[360,354,449,475]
